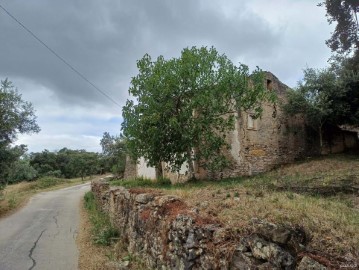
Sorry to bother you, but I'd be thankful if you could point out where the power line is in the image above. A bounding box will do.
[0,3,122,108]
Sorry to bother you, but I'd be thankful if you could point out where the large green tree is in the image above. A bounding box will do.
[122,46,271,177]
[0,79,40,186]
[0,79,40,144]
[319,0,359,54]
[284,64,359,151]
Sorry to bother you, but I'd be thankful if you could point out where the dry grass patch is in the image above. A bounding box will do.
[0,176,92,218]
[113,154,359,259]
[167,186,358,257]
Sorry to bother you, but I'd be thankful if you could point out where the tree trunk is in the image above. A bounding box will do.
[155,162,163,179]
[319,125,323,154]
[186,148,195,180]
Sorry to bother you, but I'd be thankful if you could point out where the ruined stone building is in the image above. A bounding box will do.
[124,72,358,183]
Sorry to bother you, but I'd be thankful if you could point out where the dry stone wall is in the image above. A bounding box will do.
[91,179,335,270]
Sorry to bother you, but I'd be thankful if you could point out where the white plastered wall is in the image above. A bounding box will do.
[137,157,156,179]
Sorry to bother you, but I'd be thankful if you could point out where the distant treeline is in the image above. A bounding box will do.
[2,132,126,185]
[29,148,103,179]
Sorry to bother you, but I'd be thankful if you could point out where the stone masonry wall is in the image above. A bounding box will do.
[123,155,137,179]
[92,179,336,270]
[213,72,307,179]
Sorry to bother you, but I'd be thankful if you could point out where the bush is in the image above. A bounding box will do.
[44,170,62,178]
[36,177,65,189]
[156,177,171,186]
[7,160,38,183]
[84,191,95,210]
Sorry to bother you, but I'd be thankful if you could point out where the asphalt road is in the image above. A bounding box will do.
[0,183,90,270]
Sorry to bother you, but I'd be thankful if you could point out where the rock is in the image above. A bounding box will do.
[252,218,292,245]
[252,219,307,254]
[247,235,294,269]
[188,248,199,261]
[105,261,129,270]
[185,230,197,248]
[103,175,115,181]
[135,193,154,204]
[230,251,259,269]
[213,228,229,243]
[230,250,280,270]
[258,262,280,269]
[297,256,327,270]
[154,195,181,207]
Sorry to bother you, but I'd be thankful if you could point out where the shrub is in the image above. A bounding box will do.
[44,170,62,178]
[7,160,38,183]
[36,177,65,189]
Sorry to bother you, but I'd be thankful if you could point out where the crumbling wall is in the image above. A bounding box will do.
[92,179,334,270]
[321,125,359,155]
[123,155,137,179]
[215,72,307,178]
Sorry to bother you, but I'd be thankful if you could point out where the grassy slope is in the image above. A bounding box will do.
[111,154,359,258]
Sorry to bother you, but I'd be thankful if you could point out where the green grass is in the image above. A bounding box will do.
[84,191,119,246]
[111,176,173,189]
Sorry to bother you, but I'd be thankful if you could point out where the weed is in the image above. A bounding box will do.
[84,191,95,210]
[94,227,119,246]
[226,193,231,198]
[84,191,119,246]
[286,193,295,200]
[234,191,239,198]
[105,251,116,261]
[8,196,17,209]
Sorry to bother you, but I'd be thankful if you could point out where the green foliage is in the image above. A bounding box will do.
[84,191,96,210]
[284,64,359,149]
[122,46,271,176]
[6,159,38,183]
[111,176,172,189]
[318,0,359,54]
[0,144,28,184]
[284,68,338,128]
[0,79,40,186]
[84,191,119,246]
[30,148,102,179]
[0,78,40,144]
[100,132,126,177]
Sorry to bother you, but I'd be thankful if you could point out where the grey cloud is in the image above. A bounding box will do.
[1,0,334,152]
[0,0,280,108]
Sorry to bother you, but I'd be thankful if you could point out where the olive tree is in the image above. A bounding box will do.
[0,78,40,186]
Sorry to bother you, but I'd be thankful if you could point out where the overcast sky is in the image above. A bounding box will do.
[0,0,333,153]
